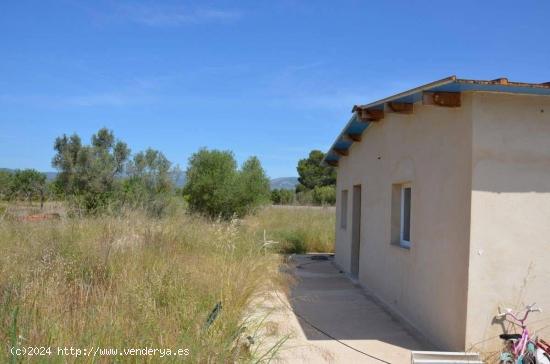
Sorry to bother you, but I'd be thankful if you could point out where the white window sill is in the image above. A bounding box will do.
[391,242,411,250]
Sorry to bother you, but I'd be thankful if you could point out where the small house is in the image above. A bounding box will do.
[323,76,550,351]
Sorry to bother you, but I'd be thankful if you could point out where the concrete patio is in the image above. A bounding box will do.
[264,254,431,363]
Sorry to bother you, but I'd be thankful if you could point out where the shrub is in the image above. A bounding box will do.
[270,188,295,205]
[184,149,270,219]
[277,230,307,254]
[10,169,47,204]
[312,185,336,205]
[0,170,13,200]
[296,190,313,205]
[271,189,281,204]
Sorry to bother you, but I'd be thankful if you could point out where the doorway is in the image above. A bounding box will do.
[350,184,361,278]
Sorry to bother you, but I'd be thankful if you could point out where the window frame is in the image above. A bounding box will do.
[340,189,348,229]
[399,183,412,248]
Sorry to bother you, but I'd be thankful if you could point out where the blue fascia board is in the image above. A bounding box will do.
[347,120,370,135]
[323,76,550,164]
[431,82,550,95]
[360,81,550,113]
[334,140,353,150]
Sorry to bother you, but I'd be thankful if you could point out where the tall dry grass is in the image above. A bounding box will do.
[244,206,336,253]
[0,209,282,363]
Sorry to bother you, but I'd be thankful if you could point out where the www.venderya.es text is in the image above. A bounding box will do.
[10,346,190,358]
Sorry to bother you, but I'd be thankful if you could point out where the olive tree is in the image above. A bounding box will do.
[52,128,130,212]
[10,169,47,206]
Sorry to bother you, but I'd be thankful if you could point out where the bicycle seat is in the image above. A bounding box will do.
[500,333,522,340]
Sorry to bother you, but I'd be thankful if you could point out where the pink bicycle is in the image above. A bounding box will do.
[496,303,549,364]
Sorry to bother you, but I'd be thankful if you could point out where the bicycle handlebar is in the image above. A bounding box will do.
[496,303,542,324]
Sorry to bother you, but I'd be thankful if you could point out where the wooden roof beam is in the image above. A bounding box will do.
[423,91,461,107]
[333,148,349,156]
[356,107,384,122]
[388,102,414,114]
[326,160,338,167]
[346,133,362,142]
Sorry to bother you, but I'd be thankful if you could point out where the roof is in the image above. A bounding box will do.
[323,76,550,165]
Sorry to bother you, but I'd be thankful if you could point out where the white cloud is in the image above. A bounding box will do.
[117,3,242,26]
[0,82,157,108]
[65,92,152,107]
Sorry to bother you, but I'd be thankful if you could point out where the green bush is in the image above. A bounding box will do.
[312,185,336,205]
[270,188,295,205]
[0,170,13,200]
[276,230,306,254]
[9,169,47,204]
[183,149,270,219]
[296,190,313,205]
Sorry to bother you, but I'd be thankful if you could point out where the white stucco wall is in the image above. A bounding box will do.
[335,94,473,350]
[465,93,550,351]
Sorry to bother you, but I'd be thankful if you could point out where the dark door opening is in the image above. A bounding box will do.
[351,184,361,278]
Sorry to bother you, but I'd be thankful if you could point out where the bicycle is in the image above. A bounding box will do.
[496,303,549,364]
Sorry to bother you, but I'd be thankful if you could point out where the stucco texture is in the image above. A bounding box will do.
[335,94,473,350]
[465,93,550,352]
[334,91,550,352]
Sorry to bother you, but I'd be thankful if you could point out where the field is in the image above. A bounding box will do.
[0,203,335,362]
[245,206,336,254]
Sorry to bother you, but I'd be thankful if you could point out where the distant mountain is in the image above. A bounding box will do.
[1,168,58,181]
[44,171,58,181]
[270,177,299,190]
[2,168,297,191]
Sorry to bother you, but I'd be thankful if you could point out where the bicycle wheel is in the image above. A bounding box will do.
[499,351,514,364]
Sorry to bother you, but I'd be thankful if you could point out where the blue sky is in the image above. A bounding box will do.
[1,1,549,178]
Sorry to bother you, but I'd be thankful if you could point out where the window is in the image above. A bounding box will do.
[340,190,348,229]
[391,182,412,248]
[400,183,411,248]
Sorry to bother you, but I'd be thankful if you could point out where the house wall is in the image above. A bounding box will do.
[465,93,550,351]
[335,94,473,350]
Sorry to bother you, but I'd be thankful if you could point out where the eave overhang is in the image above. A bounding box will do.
[323,76,550,166]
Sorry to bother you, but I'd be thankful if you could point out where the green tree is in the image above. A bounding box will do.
[0,170,13,200]
[183,149,238,219]
[183,149,270,219]
[128,148,172,194]
[296,150,336,192]
[10,169,47,205]
[123,149,175,216]
[52,128,130,212]
[51,133,82,192]
[236,156,270,215]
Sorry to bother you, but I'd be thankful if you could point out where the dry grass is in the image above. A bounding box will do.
[0,208,283,363]
[244,206,336,253]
